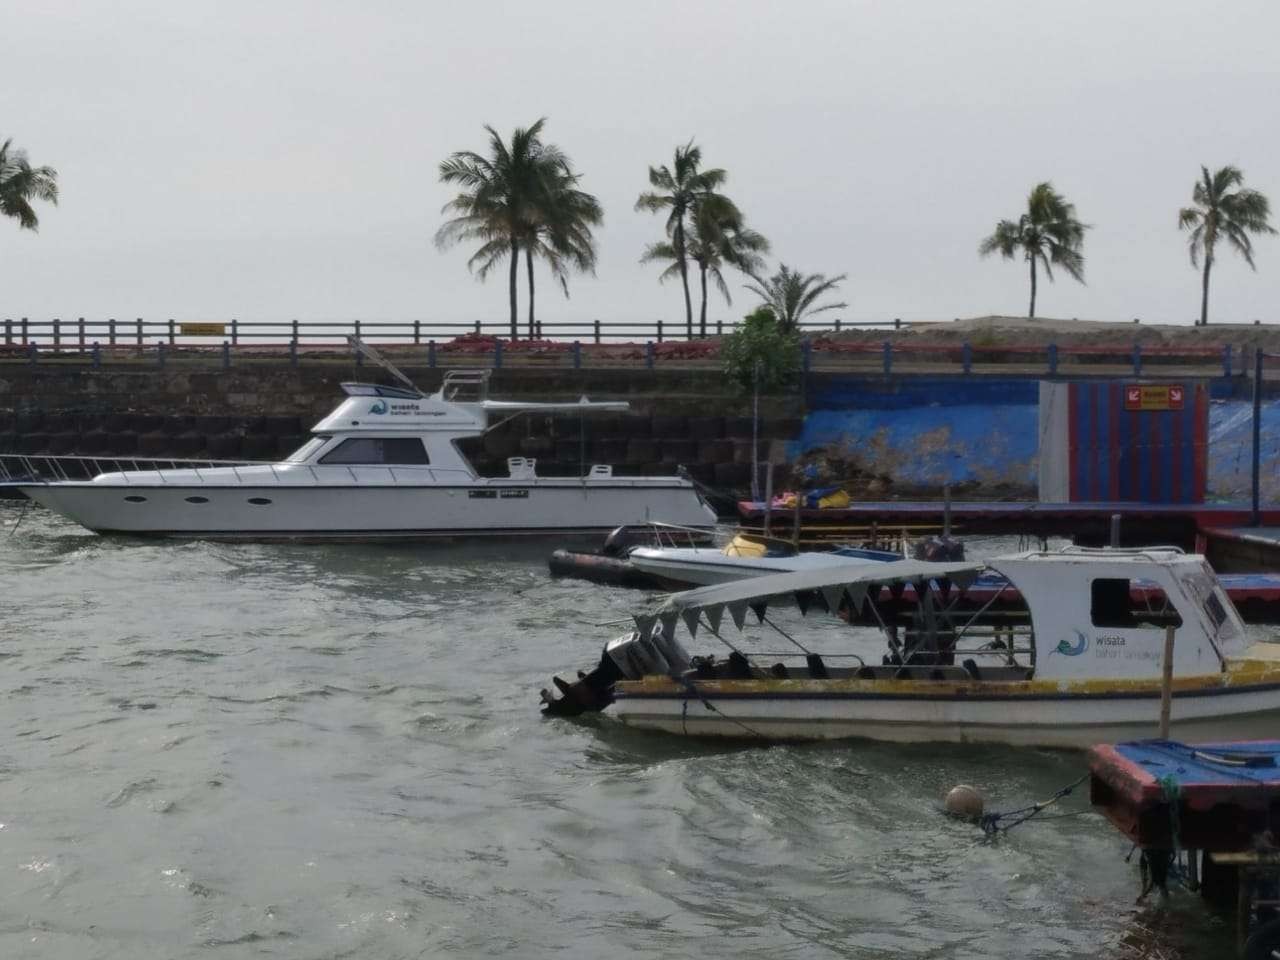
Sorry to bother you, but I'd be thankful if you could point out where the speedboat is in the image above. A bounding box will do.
[626,540,903,588]
[1,364,716,540]
[540,546,1280,748]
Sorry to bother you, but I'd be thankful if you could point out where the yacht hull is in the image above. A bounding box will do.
[20,482,716,539]
[609,677,1280,748]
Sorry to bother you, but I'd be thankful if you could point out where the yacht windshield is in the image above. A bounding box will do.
[285,436,329,463]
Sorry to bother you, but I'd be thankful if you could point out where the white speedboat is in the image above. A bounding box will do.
[2,369,716,540]
[541,547,1280,748]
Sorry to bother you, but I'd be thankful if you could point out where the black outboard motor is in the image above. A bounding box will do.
[911,535,966,563]
[540,630,691,717]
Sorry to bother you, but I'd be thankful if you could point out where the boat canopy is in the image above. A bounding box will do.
[640,559,984,636]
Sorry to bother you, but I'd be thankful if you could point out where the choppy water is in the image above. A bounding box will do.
[0,508,1238,958]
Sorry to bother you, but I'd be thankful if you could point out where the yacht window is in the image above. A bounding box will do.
[1090,578,1183,629]
[285,437,329,463]
[319,437,430,465]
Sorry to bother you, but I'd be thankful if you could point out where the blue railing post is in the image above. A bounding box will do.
[1132,343,1142,376]
[289,337,298,366]
[157,341,166,369]
[28,342,37,365]
[1048,343,1059,375]
[593,319,601,344]
[573,340,582,370]
[428,340,437,368]
[413,320,420,345]
[222,340,231,370]
[645,341,655,369]
[1223,344,1233,378]
[894,318,901,329]
[92,341,101,368]
[961,342,972,374]
[493,338,503,369]
[882,341,892,375]
[168,318,175,345]
[802,338,812,374]
[656,320,663,343]
[230,318,238,346]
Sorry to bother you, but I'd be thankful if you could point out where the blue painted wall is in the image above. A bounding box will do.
[796,376,1280,501]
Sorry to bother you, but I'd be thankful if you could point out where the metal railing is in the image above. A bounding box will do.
[0,315,917,351]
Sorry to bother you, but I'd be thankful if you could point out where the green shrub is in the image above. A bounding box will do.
[721,306,802,393]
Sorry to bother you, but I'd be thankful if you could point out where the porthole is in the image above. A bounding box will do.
[123,495,147,503]
[247,497,272,505]
[185,496,209,504]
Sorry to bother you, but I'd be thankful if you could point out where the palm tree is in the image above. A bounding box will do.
[978,182,1087,319]
[521,164,602,338]
[0,138,58,232]
[744,264,848,333]
[636,141,727,338]
[642,194,769,335]
[436,118,567,339]
[1178,165,1276,326]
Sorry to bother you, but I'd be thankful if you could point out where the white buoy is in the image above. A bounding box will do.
[944,784,985,821]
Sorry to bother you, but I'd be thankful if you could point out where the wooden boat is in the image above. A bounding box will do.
[540,547,1280,748]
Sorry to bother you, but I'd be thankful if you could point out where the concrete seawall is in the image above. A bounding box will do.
[4,364,1274,502]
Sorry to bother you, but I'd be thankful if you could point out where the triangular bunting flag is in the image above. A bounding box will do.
[847,583,868,609]
[750,601,768,624]
[705,604,725,634]
[821,585,846,615]
[795,591,812,616]
[681,608,701,638]
[728,600,748,631]
[659,611,679,639]
[633,613,657,638]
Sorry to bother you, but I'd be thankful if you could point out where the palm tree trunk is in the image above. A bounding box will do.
[1028,254,1037,320]
[674,218,693,339]
[508,239,519,340]
[698,262,708,338]
[1200,255,1212,326]
[526,246,536,339]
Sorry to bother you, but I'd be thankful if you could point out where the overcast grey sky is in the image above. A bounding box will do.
[4,0,1279,327]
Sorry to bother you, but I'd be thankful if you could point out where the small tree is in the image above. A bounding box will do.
[721,306,801,393]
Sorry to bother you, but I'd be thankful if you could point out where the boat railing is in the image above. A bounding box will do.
[0,453,265,485]
[439,369,491,403]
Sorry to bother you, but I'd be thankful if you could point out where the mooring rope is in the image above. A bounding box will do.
[978,772,1090,837]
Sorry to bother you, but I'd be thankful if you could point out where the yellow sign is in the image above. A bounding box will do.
[1123,384,1185,411]
[180,323,226,337]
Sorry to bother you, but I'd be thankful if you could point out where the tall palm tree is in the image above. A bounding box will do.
[636,141,727,338]
[521,164,602,338]
[642,195,769,335]
[744,264,847,333]
[1178,165,1276,326]
[978,182,1087,319]
[0,138,58,232]
[436,118,567,339]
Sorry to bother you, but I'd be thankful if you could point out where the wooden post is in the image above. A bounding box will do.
[763,464,773,538]
[1159,623,1176,738]
[792,498,801,549]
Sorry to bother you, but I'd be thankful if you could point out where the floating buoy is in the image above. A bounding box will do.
[944,784,985,821]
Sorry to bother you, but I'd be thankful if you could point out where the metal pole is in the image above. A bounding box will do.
[1158,623,1175,738]
[763,463,773,537]
[751,363,760,503]
[1110,513,1121,547]
[1253,348,1263,526]
[943,485,952,538]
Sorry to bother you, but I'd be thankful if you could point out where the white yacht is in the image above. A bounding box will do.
[3,367,716,540]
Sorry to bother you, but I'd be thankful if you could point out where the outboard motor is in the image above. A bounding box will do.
[540,630,691,717]
[912,535,966,563]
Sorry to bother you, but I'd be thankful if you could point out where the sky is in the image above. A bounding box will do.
[3,0,1279,329]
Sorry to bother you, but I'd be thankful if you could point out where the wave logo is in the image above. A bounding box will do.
[369,400,389,415]
[1053,630,1089,657]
